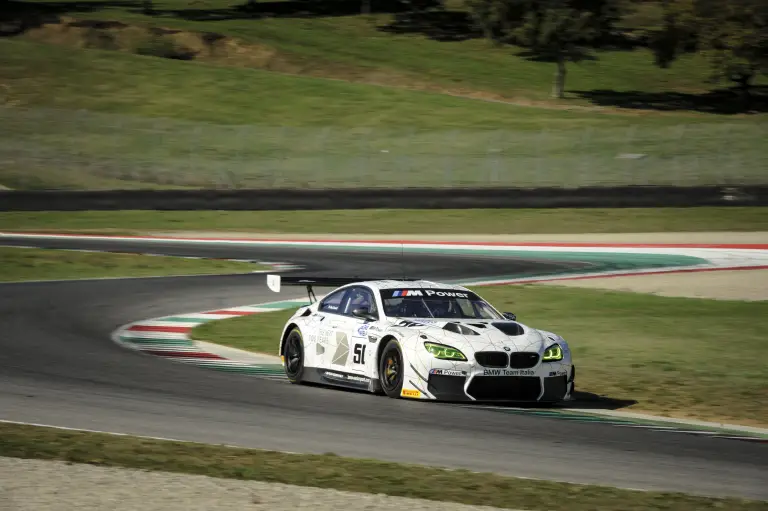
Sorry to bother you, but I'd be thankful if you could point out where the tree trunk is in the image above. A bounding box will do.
[734,73,753,112]
[552,57,566,99]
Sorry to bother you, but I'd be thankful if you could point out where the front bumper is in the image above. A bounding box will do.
[422,364,574,403]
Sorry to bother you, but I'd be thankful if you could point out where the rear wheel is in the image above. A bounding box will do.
[283,329,305,384]
[379,339,404,398]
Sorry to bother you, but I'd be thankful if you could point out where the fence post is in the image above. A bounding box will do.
[443,130,457,187]
[580,126,593,187]
[673,124,686,185]
[315,126,330,189]
[535,128,546,187]
[622,124,638,185]
[488,130,503,184]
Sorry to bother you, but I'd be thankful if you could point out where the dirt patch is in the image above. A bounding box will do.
[19,17,437,85]
[17,18,480,99]
[541,269,768,301]
[13,16,711,117]
[21,16,283,68]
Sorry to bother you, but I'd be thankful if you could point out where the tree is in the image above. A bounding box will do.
[468,0,623,98]
[466,0,527,44]
[516,3,597,98]
[651,0,768,108]
[580,0,627,42]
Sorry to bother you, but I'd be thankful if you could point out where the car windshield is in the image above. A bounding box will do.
[380,288,502,320]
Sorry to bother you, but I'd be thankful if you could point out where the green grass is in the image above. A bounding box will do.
[11,0,767,104]
[2,35,767,189]
[7,38,595,129]
[1,208,766,235]
[0,246,266,281]
[2,423,766,511]
[192,309,286,353]
[191,285,768,426]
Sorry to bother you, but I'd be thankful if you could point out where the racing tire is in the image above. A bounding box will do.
[283,329,305,384]
[378,339,404,398]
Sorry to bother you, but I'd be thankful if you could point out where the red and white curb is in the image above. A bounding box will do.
[5,231,765,438]
[113,290,768,442]
[4,232,768,289]
[111,297,320,379]
[110,279,768,441]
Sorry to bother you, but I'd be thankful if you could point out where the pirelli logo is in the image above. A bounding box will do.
[401,389,421,398]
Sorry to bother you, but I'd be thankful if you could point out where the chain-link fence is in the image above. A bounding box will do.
[1,106,766,190]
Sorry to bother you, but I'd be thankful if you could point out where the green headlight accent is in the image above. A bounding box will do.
[542,344,563,361]
[424,342,467,361]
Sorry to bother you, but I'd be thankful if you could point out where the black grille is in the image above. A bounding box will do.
[467,376,542,401]
[474,351,508,367]
[509,352,539,368]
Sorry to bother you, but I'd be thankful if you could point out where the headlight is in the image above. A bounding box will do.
[542,344,563,362]
[424,342,467,361]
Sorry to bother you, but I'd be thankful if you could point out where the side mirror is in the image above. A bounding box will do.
[352,308,378,322]
[502,312,517,321]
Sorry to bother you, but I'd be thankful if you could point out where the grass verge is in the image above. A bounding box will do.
[5,38,603,129]
[191,285,768,427]
[1,208,767,235]
[0,247,266,281]
[1,422,766,511]
[2,38,766,190]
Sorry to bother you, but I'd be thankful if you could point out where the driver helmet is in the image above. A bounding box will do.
[350,290,371,311]
[430,298,456,318]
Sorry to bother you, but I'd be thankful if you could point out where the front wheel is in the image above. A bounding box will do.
[283,329,305,384]
[379,339,404,398]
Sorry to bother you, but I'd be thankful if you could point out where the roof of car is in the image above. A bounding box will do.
[361,279,472,292]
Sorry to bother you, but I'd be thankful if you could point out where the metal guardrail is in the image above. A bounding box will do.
[1,186,765,211]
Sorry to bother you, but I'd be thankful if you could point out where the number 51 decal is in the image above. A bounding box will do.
[353,344,366,364]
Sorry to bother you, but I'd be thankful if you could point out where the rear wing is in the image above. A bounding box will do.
[266,275,374,303]
[266,274,420,304]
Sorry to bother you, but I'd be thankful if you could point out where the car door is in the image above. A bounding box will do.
[313,286,358,371]
[340,286,381,377]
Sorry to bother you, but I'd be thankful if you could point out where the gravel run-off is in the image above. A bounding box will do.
[0,457,519,511]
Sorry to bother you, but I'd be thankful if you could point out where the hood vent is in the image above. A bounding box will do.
[443,323,479,336]
[491,322,524,336]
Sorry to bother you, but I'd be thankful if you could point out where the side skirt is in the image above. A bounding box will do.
[303,367,376,393]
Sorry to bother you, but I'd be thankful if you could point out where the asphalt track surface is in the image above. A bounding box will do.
[1,236,766,501]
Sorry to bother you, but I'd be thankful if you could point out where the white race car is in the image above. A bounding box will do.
[267,275,575,403]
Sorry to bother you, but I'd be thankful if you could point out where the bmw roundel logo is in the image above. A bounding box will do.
[503,347,511,352]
